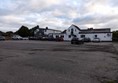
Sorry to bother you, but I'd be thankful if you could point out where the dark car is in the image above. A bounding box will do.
[56,37,63,41]
[71,37,84,44]
[48,37,56,41]
[82,38,91,42]
[0,36,5,41]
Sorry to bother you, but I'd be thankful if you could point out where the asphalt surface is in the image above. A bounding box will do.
[0,40,118,83]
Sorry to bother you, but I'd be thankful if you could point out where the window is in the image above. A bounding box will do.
[94,35,97,38]
[81,35,85,38]
[68,35,71,38]
[107,33,111,37]
[56,35,59,38]
[73,35,76,37]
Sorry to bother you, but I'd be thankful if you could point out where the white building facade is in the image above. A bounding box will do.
[44,29,61,35]
[63,25,112,41]
[34,27,62,37]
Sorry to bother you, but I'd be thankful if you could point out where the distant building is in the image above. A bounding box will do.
[0,32,2,36]
[34,24,112,41]
[62,24,112,41]
[34,27,62,38]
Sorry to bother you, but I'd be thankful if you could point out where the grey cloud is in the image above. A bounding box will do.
[109,0,118,7]
[73,13,118,25]
[0,8,12,16]
[0,0,118,32]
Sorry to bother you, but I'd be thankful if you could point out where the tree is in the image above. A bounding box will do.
[112,30,118,41]
[4,31,14,37]
[0,31,4,36]
[29,25,39,36]
[16,25,30,37]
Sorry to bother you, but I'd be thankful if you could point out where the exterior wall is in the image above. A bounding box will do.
[66,25,80,35]
[52,34,64,38]
[64,25,80,41]
[34,29,39,35]
[64,34,71,41]
[79,33,112,41]
[34,28,62,37]
[44,30,61,35]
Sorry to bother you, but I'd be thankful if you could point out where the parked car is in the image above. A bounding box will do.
[48,37,56,41]
[22,37,29,40]
[12,35,23,40]
[56,37,63,41]
[0,36,5,41]
[82,38,91,42]
[71,37,84,44]
[40,37,49,41]
[92,38,100,42]
[29,37,39,40]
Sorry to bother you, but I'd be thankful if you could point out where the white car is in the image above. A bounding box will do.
[12,35,23,40]
[0,36,5,41]
[92,38,100,42]
[22,37,29,40]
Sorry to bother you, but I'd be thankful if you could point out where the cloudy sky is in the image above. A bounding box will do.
[0,0,118,32]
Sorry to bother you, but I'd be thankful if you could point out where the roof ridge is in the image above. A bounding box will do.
[71,24,81,30]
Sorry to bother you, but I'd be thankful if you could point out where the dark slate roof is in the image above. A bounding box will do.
[39,28,46,30]
[72,24,81,30]
[61,30,66,34]
[47,29,62,32]
[72,24,111,34]
[38,28,61,32]
[79,28,111,34]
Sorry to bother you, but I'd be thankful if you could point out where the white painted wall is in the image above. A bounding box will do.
[85,33,112,41]
[34,29,39,35]
[44,29,61,35]
[64,34,71,41]
[52,34,62,38]
[79,33,112,41]
[48,33,64,39]
[64,25,80,41]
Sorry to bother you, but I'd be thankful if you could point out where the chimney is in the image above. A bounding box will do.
[88,27,93,30]
[46,27,48,29]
